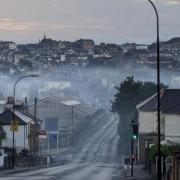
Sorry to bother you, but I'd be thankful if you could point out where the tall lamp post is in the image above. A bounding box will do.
[12,74,39,169]
[147,1,161,180]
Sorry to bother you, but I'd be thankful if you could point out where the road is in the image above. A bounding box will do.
[0,113,123,180]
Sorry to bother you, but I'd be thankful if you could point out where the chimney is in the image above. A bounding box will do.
[6,96,14,110]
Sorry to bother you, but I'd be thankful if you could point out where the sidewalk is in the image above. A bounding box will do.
[122,165,153,180]
[0,166,39,175]
[0,161,66,176]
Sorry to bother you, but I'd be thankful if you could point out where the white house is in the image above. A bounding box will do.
[137,93,158,134]
[60,55,66,62]
[0,41,17,50]
[0,109,34,153]
[8,42,17,50]
[136,44,148,50]
[163,105,180,144]
[137,89,180,163]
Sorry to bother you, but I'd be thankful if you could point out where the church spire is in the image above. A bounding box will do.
[43,34,47,40]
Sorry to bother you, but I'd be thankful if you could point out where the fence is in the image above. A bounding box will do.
[4,155,47,168]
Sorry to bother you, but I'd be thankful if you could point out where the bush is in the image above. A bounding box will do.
[0,122,6,141]
[149,144,171,163]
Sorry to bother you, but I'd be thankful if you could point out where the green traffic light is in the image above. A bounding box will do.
[133,135,137,139]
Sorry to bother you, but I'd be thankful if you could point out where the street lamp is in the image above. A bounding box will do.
[12,74,39,169]
[147,1,161,180]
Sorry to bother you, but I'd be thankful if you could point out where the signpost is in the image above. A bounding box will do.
[10,121,18,132]
[38,130,47,139]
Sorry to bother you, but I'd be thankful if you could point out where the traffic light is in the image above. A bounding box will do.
[131,154,135,161]
[132,123,138,140]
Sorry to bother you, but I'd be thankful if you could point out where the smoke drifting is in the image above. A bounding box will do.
[0,62,177,110]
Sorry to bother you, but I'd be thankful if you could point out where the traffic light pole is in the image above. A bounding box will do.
[71,106,74,145]
[131,139,134,177]
[131,120,138,176]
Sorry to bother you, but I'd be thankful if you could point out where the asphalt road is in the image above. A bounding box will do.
[0,113,123,180]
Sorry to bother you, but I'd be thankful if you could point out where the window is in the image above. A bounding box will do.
[145,139,153,148]
[45,118,58,131]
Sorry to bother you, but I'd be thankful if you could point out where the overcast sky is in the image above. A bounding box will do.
[0,0,179,44]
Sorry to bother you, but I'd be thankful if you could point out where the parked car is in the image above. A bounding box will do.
[124,157,131,170]
[0,152,8,168]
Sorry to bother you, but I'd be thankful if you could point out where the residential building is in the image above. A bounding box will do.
[60,55,66,62]
[14,53,25,64]
[136,44,148,50]
[137,89,180,163]
[58,41,66,49]
[0,41,17,50]
[75,39,95,50]
[0,109,34,153]
[121,43,136,52]
[0,94,6,113]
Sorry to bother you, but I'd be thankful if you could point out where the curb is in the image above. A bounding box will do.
[0,162,67,176]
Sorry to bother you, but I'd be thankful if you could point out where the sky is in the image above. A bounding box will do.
[0,0,179,44]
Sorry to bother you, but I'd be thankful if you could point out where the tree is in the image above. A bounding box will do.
[149,144,171,163]
[111,76,167,154]
[19,59,32,68]
[0,122,6,145]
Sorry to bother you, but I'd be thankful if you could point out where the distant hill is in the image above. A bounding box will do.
[163,37,180,44]
[148,37,180,50]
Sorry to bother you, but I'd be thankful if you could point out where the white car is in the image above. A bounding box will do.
[124,157,131,170]
[0,153,8,168]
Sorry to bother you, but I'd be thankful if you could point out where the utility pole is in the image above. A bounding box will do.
[47,131,50,154]
[131,139,134,177]
[71,106,74,145]
[33,97,37,156]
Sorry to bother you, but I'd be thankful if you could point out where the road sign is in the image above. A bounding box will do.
[38,135,47,139]
[38,130,47,139]
[10,121,18,132]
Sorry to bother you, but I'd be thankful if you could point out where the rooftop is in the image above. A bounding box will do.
[137,89,180,114]
[0,109,33,125]
[29,95,97,116]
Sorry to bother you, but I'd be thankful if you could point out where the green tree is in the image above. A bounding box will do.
[149,144,171,163]
[111,76,167,154]
[19,59,32,68]
[0,122,6,145]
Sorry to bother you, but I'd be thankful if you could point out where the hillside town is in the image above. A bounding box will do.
[0,0,180,179]
[0,36,180,180]
[0,35,180,76]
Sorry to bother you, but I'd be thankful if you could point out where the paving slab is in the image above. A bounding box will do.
[122,165,153,180]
